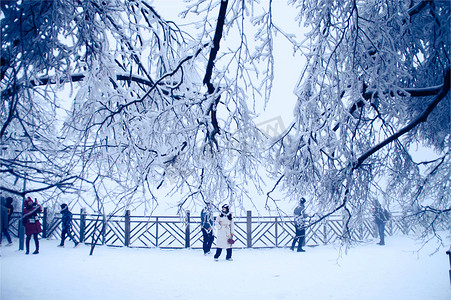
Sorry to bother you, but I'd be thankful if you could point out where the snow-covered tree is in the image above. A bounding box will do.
[1,0,268,214]
[1,0,93,201]
[267,0,450,240]
[1,0,449,244]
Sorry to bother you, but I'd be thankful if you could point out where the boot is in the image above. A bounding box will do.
[33,238,39,254]
[290,238,297,251]
[297,236,305,252]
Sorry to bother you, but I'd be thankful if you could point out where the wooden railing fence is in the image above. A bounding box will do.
[5,210,427,249]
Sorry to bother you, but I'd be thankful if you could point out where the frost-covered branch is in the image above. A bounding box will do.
[354,67,450,169]
[267,0,450,245]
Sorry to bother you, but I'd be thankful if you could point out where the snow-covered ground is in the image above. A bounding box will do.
[1,235,450,300]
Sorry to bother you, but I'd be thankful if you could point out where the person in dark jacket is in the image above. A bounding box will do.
[1,197,13,246]
[23,197,42,254]
[372,201,388,246]
[200,202,214,255]
[291,197,308,252]
[58,204,79,248]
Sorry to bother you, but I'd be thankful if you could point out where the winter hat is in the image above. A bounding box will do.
[221,204,230,213]
[60,203,68,210]
[300,198,306,205]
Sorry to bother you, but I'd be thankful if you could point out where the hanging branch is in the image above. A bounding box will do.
[202,0,229,146]
[353,66,450,170]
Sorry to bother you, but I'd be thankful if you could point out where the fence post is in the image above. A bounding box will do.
[19,179,26,251]
[18,216,25,250]
[125,210,130,247]
[247,210,252,248]
[102,214,107,245]
[18,197,26,251]
[79,208,86,243]
[323,223,328,245]
[42,207,48,238]
[275,217,278,247]
[446,249,451,286]
[185,211,190,248]
[156,217,159,247]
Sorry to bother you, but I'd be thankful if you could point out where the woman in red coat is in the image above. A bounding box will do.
[23,197,43,254]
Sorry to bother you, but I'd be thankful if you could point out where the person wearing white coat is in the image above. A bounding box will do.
[214,204,234,261]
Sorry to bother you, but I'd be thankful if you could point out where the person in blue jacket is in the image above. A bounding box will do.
[58,204,79,248]
[200,202,215,255]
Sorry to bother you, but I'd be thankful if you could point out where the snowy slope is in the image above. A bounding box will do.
[1,235,450,300]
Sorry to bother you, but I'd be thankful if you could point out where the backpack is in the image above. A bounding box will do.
[383,209,391,221]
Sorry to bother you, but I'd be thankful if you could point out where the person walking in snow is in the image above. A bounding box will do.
[213,204,234,261]
[58,204,79,248]
[23,197,43,254]
[291,197,308,252]
[201,202,214,255]
[1,197,13,246]
[372,201,388,246]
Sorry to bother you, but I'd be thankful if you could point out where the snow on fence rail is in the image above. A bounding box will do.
[7,209,420,249]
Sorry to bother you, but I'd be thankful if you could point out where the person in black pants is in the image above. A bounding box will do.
[200,202,214,255]
[58,204,79,248]
[291,198,307,252]
[372,201,388,246]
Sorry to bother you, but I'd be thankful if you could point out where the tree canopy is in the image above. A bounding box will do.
[267,0,450,237]
[1,0,449,241]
